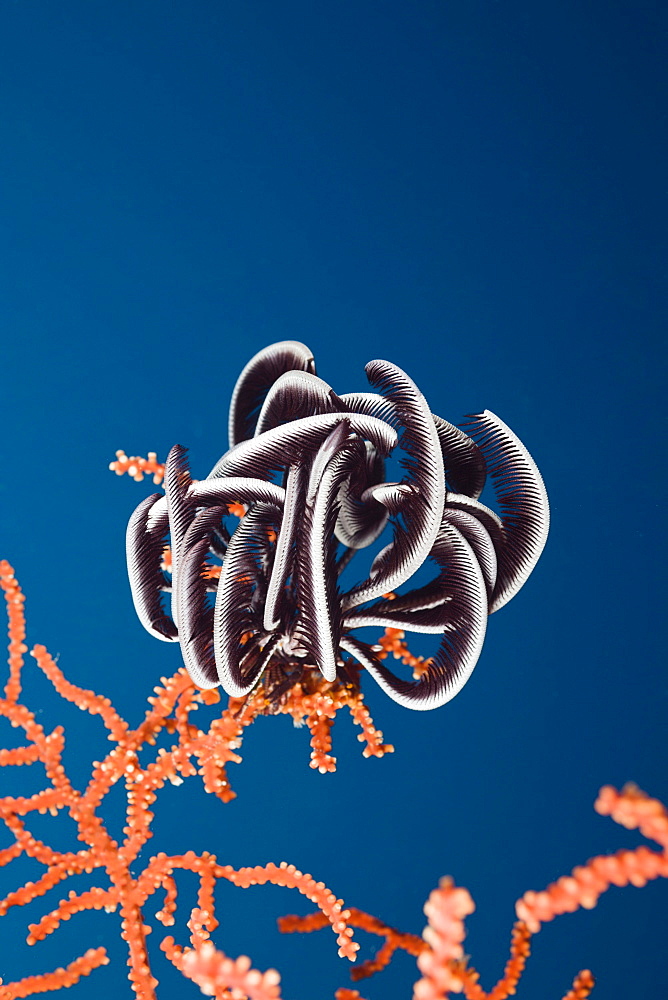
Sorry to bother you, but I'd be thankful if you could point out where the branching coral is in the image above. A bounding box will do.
[1,560,666,999]
[0,561,358,998]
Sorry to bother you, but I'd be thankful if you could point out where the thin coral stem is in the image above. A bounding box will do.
[0,948,109,1000]
[110,450,165,484]
[0,561,27,704]
[31,645,129,741]
[279,907,424,981]
[560,970,595,1000]
[457,922,531,1000]
[221,861,358,960]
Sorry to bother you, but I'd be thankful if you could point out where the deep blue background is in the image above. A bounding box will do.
[0,2,666,998]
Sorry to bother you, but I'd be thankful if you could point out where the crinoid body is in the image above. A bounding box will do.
[121,342,549,711]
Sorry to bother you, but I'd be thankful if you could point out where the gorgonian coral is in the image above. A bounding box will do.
[1,562,665,1000]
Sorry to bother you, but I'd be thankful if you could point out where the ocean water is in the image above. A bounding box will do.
[0,3,665,998]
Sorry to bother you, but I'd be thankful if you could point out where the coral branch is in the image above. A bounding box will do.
[516,786,668,933]
[164,940,282,1000]
[279,908,424,980]
[110,451,165,484]
[0,948,109,1000]
[413,877,475,998]
[31,644,129,741]
[560,970,595,1000]
[0,561,27,704]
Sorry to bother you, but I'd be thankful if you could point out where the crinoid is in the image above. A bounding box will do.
[120,342,549,711]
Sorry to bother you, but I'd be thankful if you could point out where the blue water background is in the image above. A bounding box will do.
[0,2,665,997]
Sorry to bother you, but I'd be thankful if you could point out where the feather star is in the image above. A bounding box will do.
[125,342,549,710]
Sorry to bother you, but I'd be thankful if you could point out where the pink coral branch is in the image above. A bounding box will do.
[164,939,282,1000]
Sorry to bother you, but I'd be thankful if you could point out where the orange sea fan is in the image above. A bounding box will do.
[0,561,359,999]
[1,559,666,999]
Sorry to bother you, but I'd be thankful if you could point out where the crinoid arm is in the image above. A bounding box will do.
[461,410,550,613]
[126,492,178,642]
[228,340,316,448]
